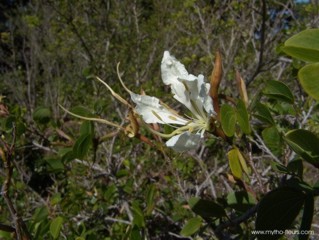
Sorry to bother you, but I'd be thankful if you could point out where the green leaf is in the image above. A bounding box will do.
[130,226,143,240]
[237,148,250,176]
[50,216,64,239]
[299,194,314,240]
[227,148,243,179]
[298,63,319,100]
[132,202,145,228]
[34,221,50,239]
[45,157,64,172]
[71,106,96,118]
[287,159,303,179]
[262,126,282,156]
[80,121,95,136]
[282,29,319,62]
[270,161,289,174]
[221,104,237,137]
[254,102,275,125]
[189,197,226,219]
[263,80,294,104]
[73,133,93,159]
[236,100,251,134]
[255,187,305,240]
[227,191,256,212]
[285,129,319,168]
[33,107,51,124]
[145,184,157,216]
[180,217,202,237]
[61,149,76,163]
[32,206,49,223]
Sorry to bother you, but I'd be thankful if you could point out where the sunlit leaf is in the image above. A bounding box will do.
[50,216,64,239]
[227,148,242,179]
[282,29,319,62]
[180,217,202,236]
[298,63,319,100]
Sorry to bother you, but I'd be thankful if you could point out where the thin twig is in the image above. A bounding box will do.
[250,130,281,163]
[214,204,259,238]
[247,142,265,193]
[247,0,267,86]
[1,125,31,240]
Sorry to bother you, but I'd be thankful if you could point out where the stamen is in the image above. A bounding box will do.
[142,122,191,139]
[59,104,124,130]
[117,62,133,95]
[95,76,131,107]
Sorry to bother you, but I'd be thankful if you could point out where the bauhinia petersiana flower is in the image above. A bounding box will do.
[61,51,216,152]
[129,51,216,151]
[116,51,216,151]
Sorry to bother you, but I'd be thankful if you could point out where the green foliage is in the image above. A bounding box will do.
[33,107,52,124]
[254,102,275,126]
[263,80,294,104]
[180,217,202,237]
[0,1,318,240]
[255,187,306,240]
[50,216,64,239]
[282,29,319,62]
[226,191,256,212]
[221,104,237,137]
[227,147,249,179]
[189,197,226,219]
[298,63,319,100]
[300,193,314,240]
[262,126,282,156]
[285,129,319,168]
[236,99,251,134]
[283,29,319,100]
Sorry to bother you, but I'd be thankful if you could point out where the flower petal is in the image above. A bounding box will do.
[165,132,201,152]
[193,74,215,116]
[161,51,199,112]
[161,51,195,85]
[161,51,215,118]
[130,93,188,125]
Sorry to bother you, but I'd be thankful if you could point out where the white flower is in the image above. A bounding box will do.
[130,51,215,152]
[90,51,215,152]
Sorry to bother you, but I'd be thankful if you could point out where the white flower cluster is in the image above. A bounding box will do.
[130,51,215,151]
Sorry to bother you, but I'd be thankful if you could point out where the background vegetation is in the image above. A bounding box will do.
[0,0,319,239]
